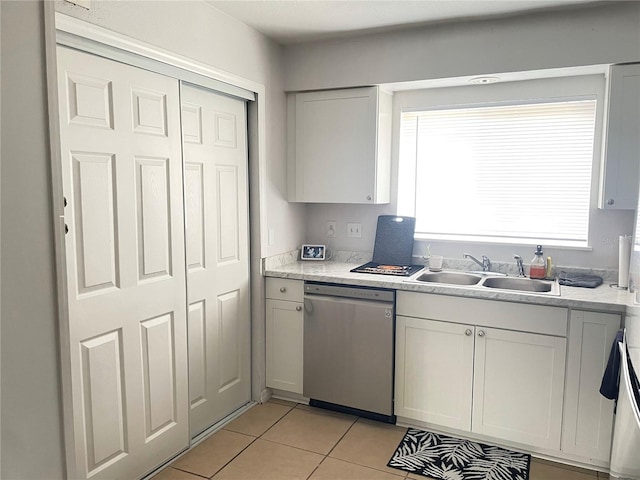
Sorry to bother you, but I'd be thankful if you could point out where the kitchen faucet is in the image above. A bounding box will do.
[463,253,491,272]
[514,254,526,277]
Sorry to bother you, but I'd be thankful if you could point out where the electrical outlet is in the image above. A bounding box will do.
[327,221,336,238]
[347,223,362,238]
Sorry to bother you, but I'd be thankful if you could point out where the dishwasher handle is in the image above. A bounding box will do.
[304,298,313,314]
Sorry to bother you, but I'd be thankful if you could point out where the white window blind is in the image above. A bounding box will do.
[399,99,597,246]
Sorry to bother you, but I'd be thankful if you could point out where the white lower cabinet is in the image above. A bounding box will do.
[395,292,568,451]
[395,316,474,430]
[562,310,621,463]
[265,278,304,394]
[472,327,566,449]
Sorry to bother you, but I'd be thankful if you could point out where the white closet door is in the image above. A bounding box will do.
[57,46,189,479]
[181,84,251,437]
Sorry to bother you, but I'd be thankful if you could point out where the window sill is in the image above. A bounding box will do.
[414,233,593,251]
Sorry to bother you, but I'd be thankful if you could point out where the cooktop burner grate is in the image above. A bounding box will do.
[350,262,424,277]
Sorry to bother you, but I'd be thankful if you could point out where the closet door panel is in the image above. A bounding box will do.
[80,331,127,473]
[217,289,242,391]
[140,313,178,440]
[71,152,119,294]
[135,156,172,280]
[57,46,189,480]
[217,166,240,263]
[182,84,251,438]
[185,163,206,270]
[188,300,207,407]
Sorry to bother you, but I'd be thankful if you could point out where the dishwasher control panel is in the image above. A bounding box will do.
[304,282,395,302]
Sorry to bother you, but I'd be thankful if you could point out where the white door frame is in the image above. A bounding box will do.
[43,6,269,477]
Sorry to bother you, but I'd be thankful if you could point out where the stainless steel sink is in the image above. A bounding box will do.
[480,276,560,295]
[406,270,560,295]
[413,272,482,286]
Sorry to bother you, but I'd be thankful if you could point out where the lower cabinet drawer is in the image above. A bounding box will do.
[265,277,303,302]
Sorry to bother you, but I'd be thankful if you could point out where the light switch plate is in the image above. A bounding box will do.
[347,223,362,238]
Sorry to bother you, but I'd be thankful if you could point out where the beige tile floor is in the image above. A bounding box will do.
[154,399,610,480]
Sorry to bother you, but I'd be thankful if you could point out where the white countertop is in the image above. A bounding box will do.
[264,260,629,313]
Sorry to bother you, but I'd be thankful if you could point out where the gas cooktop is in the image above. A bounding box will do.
[350,262,424,277]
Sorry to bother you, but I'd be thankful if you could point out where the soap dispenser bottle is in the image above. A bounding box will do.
[530,245,546,279]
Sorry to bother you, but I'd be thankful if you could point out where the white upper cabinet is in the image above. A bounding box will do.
[287,86,392,204]
[600,63,640,209]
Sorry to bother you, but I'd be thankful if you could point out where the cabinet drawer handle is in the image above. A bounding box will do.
[279,287,286,293]
[478,330,486,337]
[607,198,615,206]
[465,329,472,336]
[366,195,372,201]
[296,305,302,312]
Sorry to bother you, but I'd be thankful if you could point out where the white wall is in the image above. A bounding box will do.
[289,1,640,270]
[284,2,640,91]
[55,0,305,258]
[1,2,66,478]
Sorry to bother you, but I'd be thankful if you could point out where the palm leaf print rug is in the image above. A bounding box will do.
[387,429,531,480]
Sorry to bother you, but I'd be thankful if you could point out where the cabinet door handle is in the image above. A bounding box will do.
[465,329,472,336]
[478,330,486,337]
[295,305,302,312]
[607,198,615,206]
[366,195,372,201]
[279,287,286,293]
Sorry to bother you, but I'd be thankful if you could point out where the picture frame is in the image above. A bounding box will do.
[301,244,326,261]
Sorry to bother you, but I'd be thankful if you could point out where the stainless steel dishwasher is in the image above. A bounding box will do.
[303,281,396,423]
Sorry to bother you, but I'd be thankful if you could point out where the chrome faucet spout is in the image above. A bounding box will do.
[463,253,491,272]
[514,254,526,277]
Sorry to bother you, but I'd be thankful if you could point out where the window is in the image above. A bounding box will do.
[397,77,603,247]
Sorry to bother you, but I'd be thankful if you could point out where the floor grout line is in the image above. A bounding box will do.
[167,466,210,479]
[257,403,297,439]
[208,403,298,478]
[324,414,359,459]
[305,454,329,480]
[267,402,363,480]
[209,435,259,479]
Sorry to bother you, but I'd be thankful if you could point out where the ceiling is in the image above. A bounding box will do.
[206,0,601,45]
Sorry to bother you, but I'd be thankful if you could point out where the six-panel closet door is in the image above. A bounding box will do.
[57,46,190,479]
[181,83,251,438]
[57,46,251,480]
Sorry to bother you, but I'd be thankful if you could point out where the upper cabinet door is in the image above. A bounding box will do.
[600,63,640,209]
[287,86,392,204]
